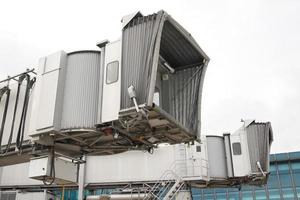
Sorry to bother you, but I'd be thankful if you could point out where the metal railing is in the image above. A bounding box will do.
[144,170,181,200]
[144,157,209,199]
[172,158,209,179]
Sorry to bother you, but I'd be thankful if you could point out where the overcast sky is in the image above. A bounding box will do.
[0,0,299,153]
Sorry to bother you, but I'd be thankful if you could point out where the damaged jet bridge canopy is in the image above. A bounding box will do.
[121,11,208,133]
[119,10,209,143]
[0,10,210,158]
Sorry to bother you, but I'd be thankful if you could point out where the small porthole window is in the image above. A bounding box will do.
[232,142,242,155]
[106,61,119,84]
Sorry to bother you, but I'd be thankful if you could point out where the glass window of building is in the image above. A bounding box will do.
[228,191,239,200]
[255,189,267,200]
[279,173,292,187]
[216,192,227,200]
[241,190,253,200]
[268,188,281,200]
[296,187,300,198]
[268,174,280,189]
[291,162,300,171]
[281,188,295,200]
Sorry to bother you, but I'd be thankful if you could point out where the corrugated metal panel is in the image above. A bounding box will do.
[121,13,164,109]
[246,122,273,172]
[160,20,204,68]
[121,11,207,138]
[61,51,101,129]
[161,66,203,134]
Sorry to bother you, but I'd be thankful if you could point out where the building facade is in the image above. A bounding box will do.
[192,151,300,200]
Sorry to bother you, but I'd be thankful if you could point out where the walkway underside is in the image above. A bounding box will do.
[0,106,196,166]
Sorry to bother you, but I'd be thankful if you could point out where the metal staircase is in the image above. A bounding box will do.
[144,170,184,200]
[163,178,185,200]
[143,144,209,200]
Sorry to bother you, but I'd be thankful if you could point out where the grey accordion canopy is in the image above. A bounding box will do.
[121,10,209,137]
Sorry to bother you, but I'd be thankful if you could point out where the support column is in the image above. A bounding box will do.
[78,156,86,200]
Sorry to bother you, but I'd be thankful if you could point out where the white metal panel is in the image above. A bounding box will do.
[96,46,106,124]
[85,143,208,183]
[28,157,49,178]
[185,140,209,179]
[36,71,59,129]
[206,136,227,179]
[0,163,40,186]
[101,40,121,123]
[200,136,209,179]
[28,59,43,136]
[85,145,177,183]
[16,191,60,200]
[43,52,65,73]
[0,144,209,187]
[28,157,77,183]
[174,144,188,176]
[16,192,47,200]
[34,51,66,133]
[230,129,252,177]
[54,157,77,183]
[223,134,234,177]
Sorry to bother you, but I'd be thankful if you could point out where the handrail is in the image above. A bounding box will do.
[0,69,36,84]
[167,181,185,200]
[143,157,210,199]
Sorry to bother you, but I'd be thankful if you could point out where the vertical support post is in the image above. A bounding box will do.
[0,167,2,199]
[43,190,47,200]
[78,156,86,200]
[61,185,65,200]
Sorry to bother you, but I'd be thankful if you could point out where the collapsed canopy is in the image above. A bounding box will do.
[121,10,209,138]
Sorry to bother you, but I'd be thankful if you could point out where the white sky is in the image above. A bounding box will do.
[0,0,299,153]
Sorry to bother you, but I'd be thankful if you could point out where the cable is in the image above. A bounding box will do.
[3,75,25,154]
[0,87,7,102]
[43,147,56,185]
[16,75,36,151]
[15,74,30,151]
[0,87,11,150]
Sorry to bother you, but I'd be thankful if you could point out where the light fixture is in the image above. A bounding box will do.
[163,61,175,74]
[128,85,140,112]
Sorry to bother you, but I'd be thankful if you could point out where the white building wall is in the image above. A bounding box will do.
[0,143,209,186]
[86,145,178,183]
[0,162,40,186]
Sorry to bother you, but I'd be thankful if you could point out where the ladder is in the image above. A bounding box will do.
[144,170,184,200]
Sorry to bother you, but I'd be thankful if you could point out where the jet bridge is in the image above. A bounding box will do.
[0,10,208,161]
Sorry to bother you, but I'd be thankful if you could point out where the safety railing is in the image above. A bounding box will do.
[144,157,209,199]
[172,158,209,180]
